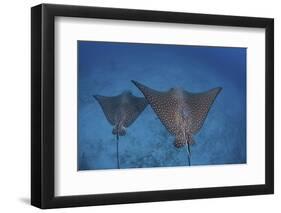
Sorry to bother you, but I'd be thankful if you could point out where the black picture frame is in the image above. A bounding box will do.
[31,3,274,209]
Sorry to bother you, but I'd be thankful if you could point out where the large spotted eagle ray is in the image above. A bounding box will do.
[132,80,222,166]
[94,91,148,169]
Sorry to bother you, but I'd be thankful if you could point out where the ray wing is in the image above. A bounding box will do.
[94,94,121,125]
[185,87,222,133]
[132,80,179,135]
[123,96,148,127]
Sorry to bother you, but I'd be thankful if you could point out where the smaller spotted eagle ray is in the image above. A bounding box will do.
[94,91,148,169]
[132,80,222,166]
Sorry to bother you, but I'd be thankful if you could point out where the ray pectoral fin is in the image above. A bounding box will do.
[187,87,222,133]
[131,80,149,96]
[93,94,100,100]
[131,80,160,99]
[131,80,178,135]
[122,97,148,127]
[94,94,119,125]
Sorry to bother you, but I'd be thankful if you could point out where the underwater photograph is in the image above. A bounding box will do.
[78,41,246,170]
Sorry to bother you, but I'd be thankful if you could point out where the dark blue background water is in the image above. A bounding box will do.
[78,41,246,170]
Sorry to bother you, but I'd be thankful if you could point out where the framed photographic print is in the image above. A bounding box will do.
[31,3,274,209]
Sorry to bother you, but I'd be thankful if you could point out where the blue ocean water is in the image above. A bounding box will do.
[78,41,246,170]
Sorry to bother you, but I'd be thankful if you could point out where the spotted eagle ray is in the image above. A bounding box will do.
[94,91,148,169]
[132,80,222,166]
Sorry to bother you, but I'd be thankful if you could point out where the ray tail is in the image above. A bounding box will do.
[185,143,191,166]
[116,134,120,169]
